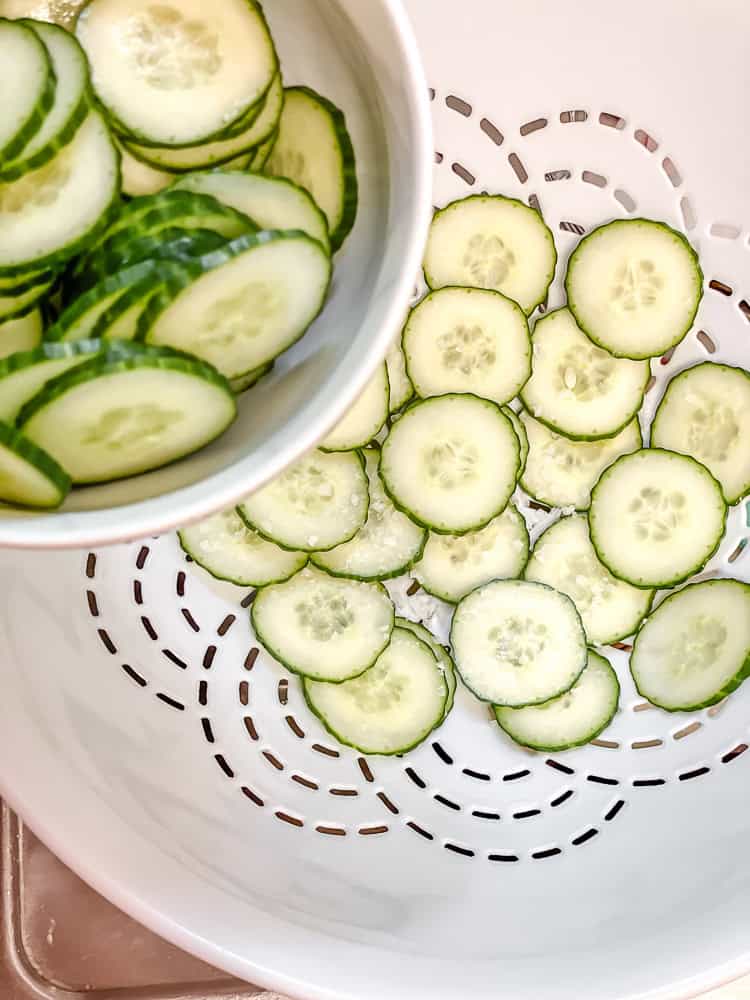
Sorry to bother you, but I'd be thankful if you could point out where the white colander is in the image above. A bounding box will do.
[1,1,749,999]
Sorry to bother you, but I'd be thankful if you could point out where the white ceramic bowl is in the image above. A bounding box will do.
[0,0,432,550]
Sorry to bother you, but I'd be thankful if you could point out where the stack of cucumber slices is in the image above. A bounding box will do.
[0,3,357,508]
[182,191,750,757]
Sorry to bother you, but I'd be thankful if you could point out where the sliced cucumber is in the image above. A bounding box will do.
[0,339,100,423]
[386,340,413,413]
[403,286,531,405]
[524,514,653,645]
[92,190,228,248]
[589,449,727,589]
[380,394,520,534]
[303,625,447,754]
[250,127,277,169]
[396,617,457,719]
[117,142,174,197]
[424,195,557,314]
[519,411,642,511]
[320,364,389,452]
[566,219,703,359]
[90,278,166,342]
[0,19,55,162]
[0,266,55,297]
[520,308,650,440]
[495,650,620,751]
[451,579,587,706]
[171,170,330,253]
[631,579,750,711]
[503,406,529,480]
[0,310,42,360]
[0,419,70,509]
[652,362,750,505]
[251,565,394,682]
[0,277,54,322]
[311,449,426,581]
[413,503,529,604]
[178,507,307,587]
[237,449,369,553]
[76,0,277,147]
[141,230,332,380]
[266,86,357,252]
[230,361,273,395]
[18,347,236,484]
[0,111,119,275]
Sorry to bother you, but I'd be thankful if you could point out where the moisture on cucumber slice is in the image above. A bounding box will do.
[503,406,529,481]
[303,625,447,754]
[0,419,70,509]
[524,514,653,645]
[18,347,236,484]
[413,502,529,604]
[403,286,531,405]
[266,86,358,252]
[141,230,332,380]
[589,449,727,589]
[631,579,750,711]
[0,339,100,423]
[423,195,557,314]
[380,394,520,534]
[251,565,394,682]
[386,340,413,413]
[495,650,620,752]
[76,0,277,147]
[651,362,750,505]
[566,219,703,359]
[0,310,42,360]
[0,19,56,162]
[320,365,389,452]
[311,449,426,581]
[117,142,174,197]
[396,617,457,719]
[519,411,642,511]
[451,579,587,706]
[0,277,54,323]
[521,308,650,440]
[238,448,369,553]
[178,507,307,587]
[230,361,273,394]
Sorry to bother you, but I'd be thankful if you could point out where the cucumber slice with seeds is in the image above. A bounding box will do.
[521,307,650,440]
[380,394,520,534]
[566,218,703,359]
[0,310,42,360]
[303,625,447,754]
[631,579,750,711]
[396,617,457,719]
[424,195,557,314]
[252,565,394,683]
[589,449,727,589]
[0,339,101,423]
[495,650,620,752]
[311,449,426,581]
[451,579,587,707]
[413,503,529,604]
[0,419,70,509]
[403,286,531,405]
[519,411,642,511]
[0,20,56,162]
[320,364,389,452]
[651,362,750,505]
[503,406,529,480]
[524,514,653,645]
[237,449,369,553]
[386,341,413,413]
[178,507,307,587]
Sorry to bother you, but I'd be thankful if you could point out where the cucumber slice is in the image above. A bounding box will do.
[423,195,557,314]
[0,111,119,275]
[0,21,89,183]
[0,339,101,423]
[0,20,55,162]
[76,0,277,147]
[413,503,529,604]
[566,219,703,359]
[320,364,389,452]
[266,86,358,252]
[92,190,230,248]
[251,127,277,169]
[0,310,42,360]
[395,617,457,719]
[380,394,520,534]
[178,507,307,587]
[403,287,531,405]
[229,361,273,395]
[519,411,642,511]
[451,579,587,706]
[251,565,394,682]
[524,514,653,645]
[0,277,54,322]
[237,449,369,553]
[495,650,620,751]
[520,308,650,440]
[652,362,750,505]
[118,142,174,197]
[589,449,727,589]
[503,406,529,480]
[631,579,750,711]
[18,347,236,484]
[302,625,448,753]
[141,230,332,380]
[386,341,413,413]
[0,419,70,509]
[0,266,55,297]
[90,279,165,342]
[171,170,330,254]
[311,449,426,581]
